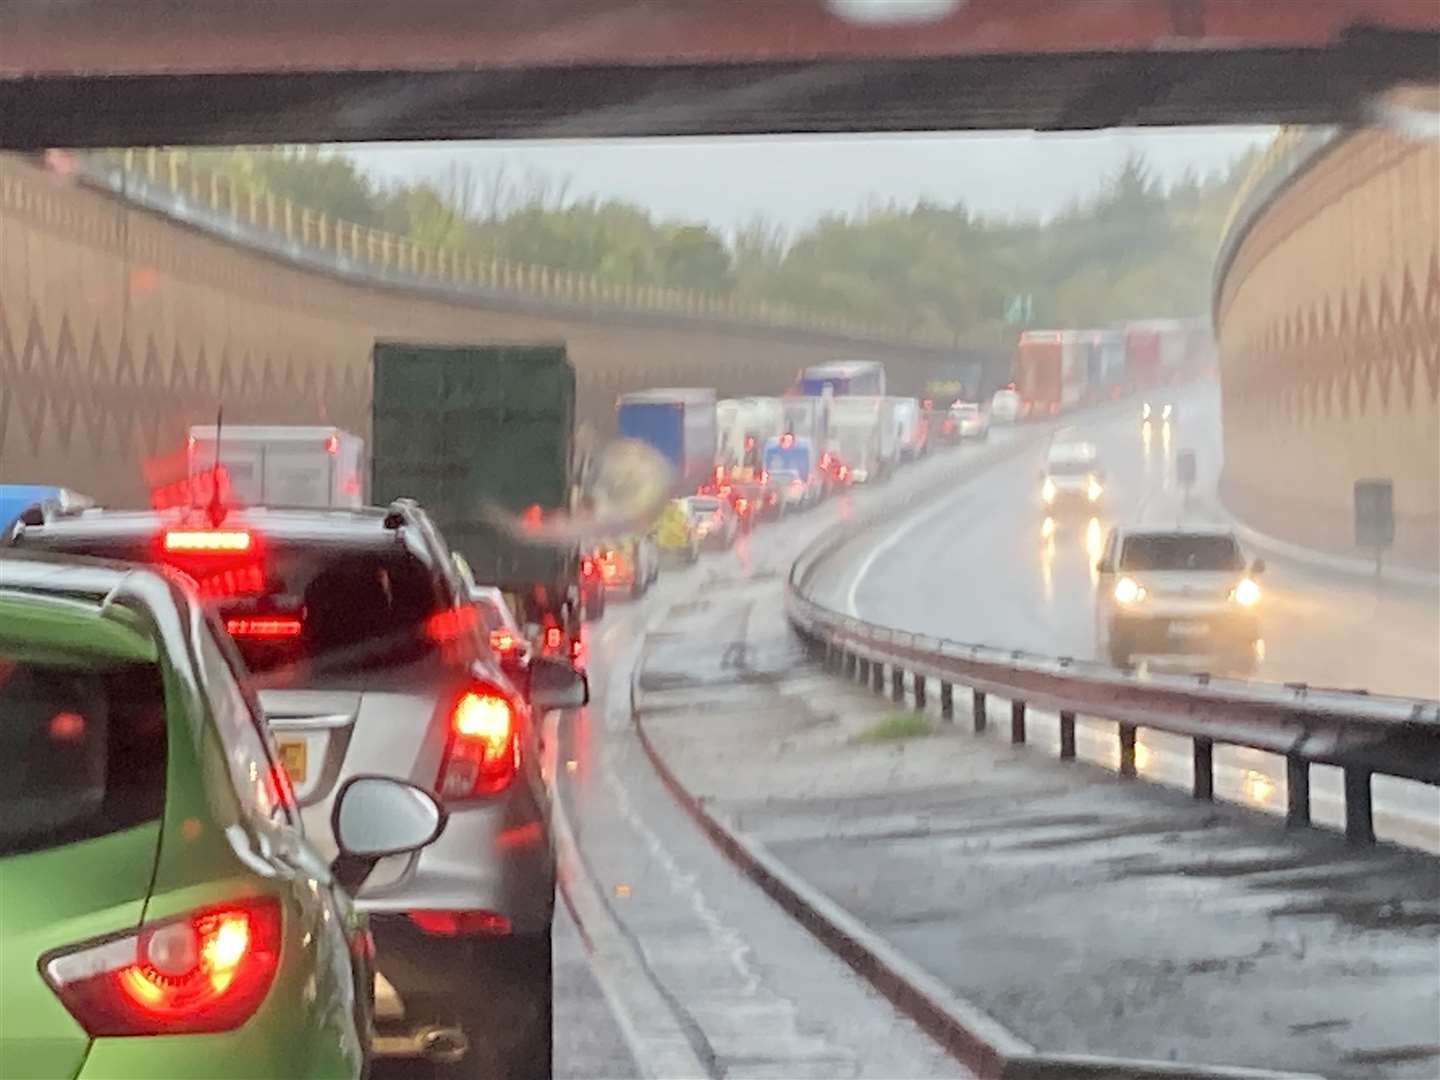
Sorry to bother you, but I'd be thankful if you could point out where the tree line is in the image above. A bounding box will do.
[179,144,1258,344]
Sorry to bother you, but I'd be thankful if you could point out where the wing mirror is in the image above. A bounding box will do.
[1250,557,1267,576]
[330,776,447,892]
[530,655,590,710]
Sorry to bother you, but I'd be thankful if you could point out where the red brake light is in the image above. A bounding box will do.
[43,899,281,1036]
[225,616,302,639]
[164,530,252,554]
[744,436,755,450]
[323,433,339,454]
[760,470,769,484]
[425,604,479,644]
[545,626,563,650]
[407,910,511,937]
[438,687,520,798]
[838,466,850,480]
[736,498,750,514]
[581,557,596,579]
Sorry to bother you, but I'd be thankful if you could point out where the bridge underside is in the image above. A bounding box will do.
[3,42,1436,149]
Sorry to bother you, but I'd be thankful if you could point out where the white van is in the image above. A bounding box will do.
[188,425,366,509]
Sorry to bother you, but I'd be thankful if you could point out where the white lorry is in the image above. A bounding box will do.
[889,396,923,460]
[827,396,895,484]
[187,424,367,509]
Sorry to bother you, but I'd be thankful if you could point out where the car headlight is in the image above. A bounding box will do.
[1141,403,1152,420]
[1041,478,1056,503]
[1114,577,1146,605]
[1162,404,1173,420]
[1087,477,1103,501]
[1231,578,1261,607]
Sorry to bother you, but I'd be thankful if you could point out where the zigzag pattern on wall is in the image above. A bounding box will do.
[0,300,371,464]
[1230,250,1440,425]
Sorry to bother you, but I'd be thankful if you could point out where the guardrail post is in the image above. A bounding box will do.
[1286,755,1310,828]
[1010,700,1026,744]
[940,682,953,721]
[844,651,857,678]
[913,673,926,709]
[1059,711,1076,760]
[857,657,870,682]
[1118,724,1137,778]
[1193,737,1214,801]
[1343,768,1374,844]
[891,666,905,703]
[871,661,885,694]
[973,690,987,733]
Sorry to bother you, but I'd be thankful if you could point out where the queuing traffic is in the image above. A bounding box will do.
[1,313,1232,1079]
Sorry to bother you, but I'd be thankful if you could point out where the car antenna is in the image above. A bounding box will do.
[205,406,227,528]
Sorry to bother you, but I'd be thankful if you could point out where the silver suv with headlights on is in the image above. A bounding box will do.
[8,500,587,1080]
[1095,526,1265,673]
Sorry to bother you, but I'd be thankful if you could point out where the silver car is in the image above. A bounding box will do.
[8,501,587,1080]
[1095,525,1265,673]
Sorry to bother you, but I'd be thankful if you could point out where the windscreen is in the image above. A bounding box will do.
[0,658,167,856]
[1119,535,1244,572]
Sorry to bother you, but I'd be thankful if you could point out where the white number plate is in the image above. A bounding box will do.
[1168,621,1211,638]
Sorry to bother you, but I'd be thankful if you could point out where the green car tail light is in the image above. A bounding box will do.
[41,897,281,1036]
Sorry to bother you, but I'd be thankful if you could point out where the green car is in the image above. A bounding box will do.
[0,553,447,1078]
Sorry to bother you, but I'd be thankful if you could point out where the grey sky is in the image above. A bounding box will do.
[344,127,1272,235]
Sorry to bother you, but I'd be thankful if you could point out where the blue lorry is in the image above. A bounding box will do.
[616,389,718,496]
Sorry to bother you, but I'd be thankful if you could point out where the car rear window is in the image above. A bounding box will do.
[14,533,450,684]
[1120,535,1243,572]
[0,657,167,856]
[1046,459,1095,476]
[689,498,721,513]
[210,546,447,680]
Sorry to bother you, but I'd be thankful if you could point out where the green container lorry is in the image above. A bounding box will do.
[371,340,583,642]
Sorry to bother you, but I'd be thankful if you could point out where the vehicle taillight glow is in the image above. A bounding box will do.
[545,626,563,650]
[581,557,596,579]
[323,434,339,454]
[43,899,281,1036]
[571,637,586,665]
[407,910,511,937]
[735,498,749,514]
[164,530,253,553]
[438,688,520,798]
[225,616,303,639]
[489,629,518,655]
[425,604,479,644]
[838,466,850,480]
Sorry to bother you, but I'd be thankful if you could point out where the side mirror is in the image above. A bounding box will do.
[332,776,446,860]
[1250,558,1266,576]
[530,655,590,710]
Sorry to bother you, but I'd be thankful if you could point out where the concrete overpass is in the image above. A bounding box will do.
[1214,120,1439,570]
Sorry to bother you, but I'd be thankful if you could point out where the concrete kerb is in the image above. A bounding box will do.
[629,652,1321,1080]
[1228,515,1440,592]
[629,649,1026,1079]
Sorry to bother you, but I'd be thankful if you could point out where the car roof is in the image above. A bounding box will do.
[1046,441,1097,463]
[0,551,201,667]
[1115,525,1240,541]
[9,505,414,551]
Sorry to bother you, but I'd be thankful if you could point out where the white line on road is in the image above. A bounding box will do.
[844,483,982,618]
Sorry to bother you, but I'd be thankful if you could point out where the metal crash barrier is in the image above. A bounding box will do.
[786,509,1440,846]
